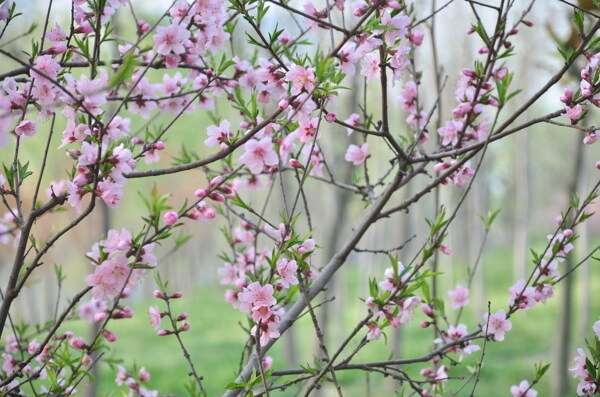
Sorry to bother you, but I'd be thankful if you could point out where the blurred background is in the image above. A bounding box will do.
[1,0,600,395]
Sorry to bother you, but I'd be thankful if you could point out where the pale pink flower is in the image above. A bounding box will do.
[15,120,37,137]
[205,120,231,148]
[593,319,600,340]
[297,118,320,143]
[238,282,276,312]
[344,143,368,165]
[101,228,132,256]
[97,180,124,208]
[153,23,190,55]
[276,258,298,289]
[148,306,162,330]
[338,43,360,75]
[45,23,67,42]
[508,280,536,309]
[85,256,130,299]
[344,113,361,135]
[570,348,589,379]
[252,318,280,346]
[360,53,380,83]
[448,285,469,309]
[438,120,464,146]
[564,105,584,122]
[510,380,537,397]
[239,137,279,174]
[366,322,382,341]
[399,296,421,324]
[483,309,512,341]
[285,64,315,95]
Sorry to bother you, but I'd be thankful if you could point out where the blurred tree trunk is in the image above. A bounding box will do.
[552,135,584,397]
[512,131,530,281]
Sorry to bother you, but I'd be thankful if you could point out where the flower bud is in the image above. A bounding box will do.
[163,211,179,226]
[194,189,207,198]
[289,159,303,169]
[69,337,86,350]
[176,313,189,321]
[324,113,336,123]
[169,292,183,299]
[153,290,165,299]
[102,330,117,342]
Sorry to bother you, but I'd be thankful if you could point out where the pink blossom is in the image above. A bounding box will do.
[276,258,299,289]
[344,113,361,135]
[344,143,368,165]
[447,285,469,309]
[564,105,584,122]
[15,120,37,137]
[399,296,421,324]
[483,309,512,341]
[570,348,590,379]
[338,43,360,75]
[45,23,67,42]
[153,23,191,55]
[148,306,162,330]
[138,367,151,383]
[285,65,315,95]
[438,120,464,146]
[508,279,536,309]
[239,137,279,174]
[85,256,130,299]
[398,81,417,112]
[97,180,124,208]
[205,120,231,148]
[297,118,320,143]
[101,228,132,256]
[252,318,281,346]
[593,319,600,340]
[238,282,276,312]
[360,53,380,83]
[366,322,382,341]
[510,380,537,397]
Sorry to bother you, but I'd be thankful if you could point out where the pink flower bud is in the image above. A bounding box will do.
[137,20,150,33]
[209,176,222,188]
[466,27,475,34]
[205,69,213,77]
[421,303,434,318]
[194,189,207,198]
[157,330,171,336]
[289,159,303,169]
[522,20,534,27]
[420,368,433,377]
[152,141,166,150]
[420,321,431,328]
[203,207,216,219]
[82,354,93,366]
[169,292,183,299]
[325,113,336,123]
[278,98,289,109]
[178,321,191,332]
[176,313,189,321]
[209,192,225,202]
[63,331,74,339]
[596,161,600,170]
[478,47,490,54]
[434,162,449,171]
[240,121,251,128]
[163,211,179,226]
[131,137,145,145]
[563,229,573,237]
[102,330,117,342]
[508,28,519,35]
[153,290,165,299]
[69,337,86,349]
[439,245,452,255]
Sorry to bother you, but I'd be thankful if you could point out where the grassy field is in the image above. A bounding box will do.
[58,247,599,397]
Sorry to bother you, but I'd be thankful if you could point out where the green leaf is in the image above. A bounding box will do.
[109,52,139,88]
